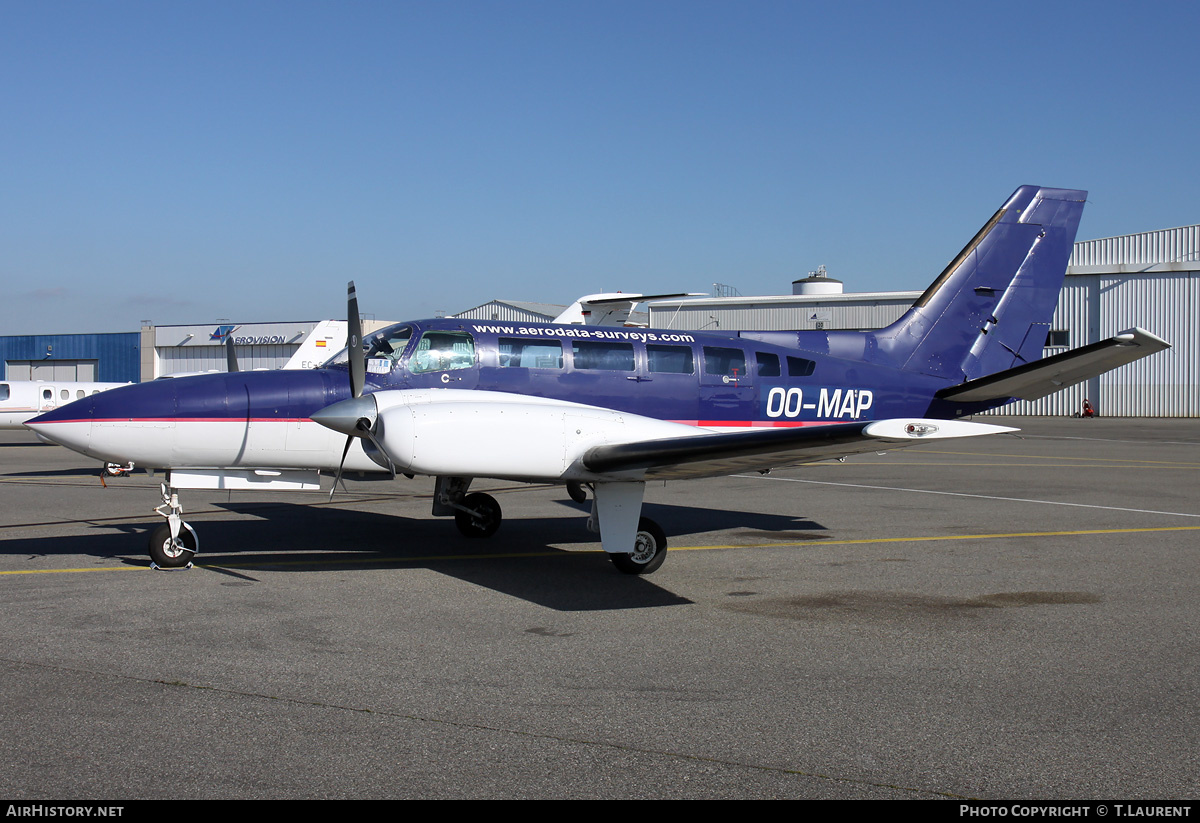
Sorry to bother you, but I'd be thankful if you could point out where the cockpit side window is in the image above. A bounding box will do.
[410,331,476,374]
[0,384,8,402]
[321,325,413,369]
[366,327,413,364]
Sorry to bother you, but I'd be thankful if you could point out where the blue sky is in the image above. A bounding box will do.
[2,1,1196,334]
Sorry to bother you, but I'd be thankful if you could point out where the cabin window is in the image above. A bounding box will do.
[410,331,476,373]
[756,352,781,377]
[91,390,100,395]
[703,347,747,380]
[60,389,70,401]
[0,385,8,401]
[43,389,53,400]
[647,345,694,374]
[787,356,816,377]
[498,338,563,369]
[572,341,634,371]
[76,390,85,399]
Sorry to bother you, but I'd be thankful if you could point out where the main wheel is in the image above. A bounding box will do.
[454,492,502,538]
[147,523,196,568]
[610,517,667,575]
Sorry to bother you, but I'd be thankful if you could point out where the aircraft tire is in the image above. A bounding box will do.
[566,481,588,504]
[147,523,196,568]
[610,517,667,575]
[454,492,502,538]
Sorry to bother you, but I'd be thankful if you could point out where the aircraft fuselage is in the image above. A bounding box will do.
[25,317,985,474]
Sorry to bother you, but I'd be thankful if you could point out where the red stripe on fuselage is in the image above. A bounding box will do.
[30,417,315,425]
[672,420,839,428]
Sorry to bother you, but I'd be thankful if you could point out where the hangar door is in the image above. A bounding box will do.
[5,360,98,381]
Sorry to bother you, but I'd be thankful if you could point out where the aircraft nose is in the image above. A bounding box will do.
[27,379,179,462]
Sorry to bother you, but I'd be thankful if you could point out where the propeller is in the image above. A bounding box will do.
[316,281,395,499]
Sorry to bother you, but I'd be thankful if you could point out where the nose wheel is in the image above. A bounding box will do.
[148,523,197,568]
[149,483,197,568]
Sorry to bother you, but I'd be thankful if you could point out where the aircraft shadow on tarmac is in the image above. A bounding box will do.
[0,495,826,611]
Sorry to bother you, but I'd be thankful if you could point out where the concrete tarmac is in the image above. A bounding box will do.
[0,417,1197,799]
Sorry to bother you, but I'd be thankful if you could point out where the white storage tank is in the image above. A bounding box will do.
[792,266,844,296]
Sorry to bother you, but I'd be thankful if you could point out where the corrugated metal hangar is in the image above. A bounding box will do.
[0,332,140,382]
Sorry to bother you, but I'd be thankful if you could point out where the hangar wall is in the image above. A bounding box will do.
[0,333,141,383]
[647,292,919,332]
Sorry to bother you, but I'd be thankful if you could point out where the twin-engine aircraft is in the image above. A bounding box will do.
[27,186,1169,573]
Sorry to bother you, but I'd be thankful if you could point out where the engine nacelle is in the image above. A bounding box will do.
[372,390,700,481]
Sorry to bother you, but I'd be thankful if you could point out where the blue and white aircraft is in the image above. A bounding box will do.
[27,186,1169,573]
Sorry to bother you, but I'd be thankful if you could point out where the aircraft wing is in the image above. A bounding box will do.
[936,328,1170,403]
[583,418,1016,480]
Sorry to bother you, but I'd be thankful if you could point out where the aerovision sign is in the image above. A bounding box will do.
[155,323,315,348]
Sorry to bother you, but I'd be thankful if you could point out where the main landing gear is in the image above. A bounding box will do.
[148,484,197,569]
[434,476,503,538]
[137,474,667,575]
[454,492,502,538]
[436,476,668,574]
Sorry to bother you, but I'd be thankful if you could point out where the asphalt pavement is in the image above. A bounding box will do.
[0,417,1197,799]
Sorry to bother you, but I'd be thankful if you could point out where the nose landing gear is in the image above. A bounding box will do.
[149,484,197,569]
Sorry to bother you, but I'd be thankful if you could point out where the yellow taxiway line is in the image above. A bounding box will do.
[3,524,1200,576]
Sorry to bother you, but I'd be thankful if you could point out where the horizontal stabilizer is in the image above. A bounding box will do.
[584,418,1016,480]
[935,328,1170,403]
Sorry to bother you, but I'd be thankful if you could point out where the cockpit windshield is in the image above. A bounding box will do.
[320,324,414,369]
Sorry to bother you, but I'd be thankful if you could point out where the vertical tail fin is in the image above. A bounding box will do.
[874,185,1087,381]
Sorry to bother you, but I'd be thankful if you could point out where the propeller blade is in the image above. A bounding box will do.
[358,418,396,479]
[313,393,388,496]
[329,434,355,501]
[347,281,365,399]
